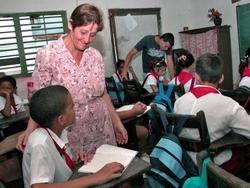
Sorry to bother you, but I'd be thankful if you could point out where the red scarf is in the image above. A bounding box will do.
[149,70,160,81]
[176,71,193,85]
[242,67,250,78]
[37,125,74,171]
[190,86,220,98]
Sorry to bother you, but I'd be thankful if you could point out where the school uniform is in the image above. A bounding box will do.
[174,85,250,166]
[143,70,163,93]
[239,67,250,88]
[0,94,25,119]
[169,71,195,93]
[22,128,73,188]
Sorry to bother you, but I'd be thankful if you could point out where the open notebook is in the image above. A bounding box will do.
[116,104,151,117]
[78,144,138,174]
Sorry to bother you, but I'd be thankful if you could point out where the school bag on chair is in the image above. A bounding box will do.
[147,107,198,188]
[150,82,175,112]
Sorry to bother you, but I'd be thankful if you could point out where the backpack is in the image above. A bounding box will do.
[151,82,175,112]
[148,107,198,188]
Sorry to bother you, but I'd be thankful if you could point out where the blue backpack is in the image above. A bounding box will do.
[148,107,198,188]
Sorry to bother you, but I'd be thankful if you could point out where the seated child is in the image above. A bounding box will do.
[169,48,195,93]
[174,53,250,173]
[143,60,167,93]
[0,76,25,118]
[110,59,134,105]
[117,101,149,151]
[239,47,250,88]
[22,85,124,188]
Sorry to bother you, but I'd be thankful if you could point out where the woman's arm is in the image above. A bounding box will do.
[102,89,128,144]
[16,118,38,151]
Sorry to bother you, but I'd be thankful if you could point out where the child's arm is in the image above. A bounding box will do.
[117,102,147,120]
[150,84,159,93]
[31,162,124,188]
[0,92,12,118]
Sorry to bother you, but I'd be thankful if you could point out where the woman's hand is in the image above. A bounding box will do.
[16,118,38,152]
[94,162,124,185]
[114,121,128,145]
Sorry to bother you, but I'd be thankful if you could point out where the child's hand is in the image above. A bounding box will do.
[132,102,147,116]
[94,162,124,185]
[0,90,11,98]
[74,152,94,164]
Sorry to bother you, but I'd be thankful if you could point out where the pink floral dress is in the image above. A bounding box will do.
[32,36,117,157]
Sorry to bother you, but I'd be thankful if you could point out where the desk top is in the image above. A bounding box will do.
[0,110,29,126]
[70,157,151,188]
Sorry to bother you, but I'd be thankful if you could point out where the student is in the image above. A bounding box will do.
[0,76,25,118]
[111,59,134,103]
[121,33,175,80]
[169,49,195,93]
[142,60,167,93]
[239,47,250,87]
[117,101,149,150]
[22,85,124,188]
[174,53,250,173]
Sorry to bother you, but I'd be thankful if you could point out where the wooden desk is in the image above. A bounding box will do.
[70,157,151,188]
[0,111,29,126]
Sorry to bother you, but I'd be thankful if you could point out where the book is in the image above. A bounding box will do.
[116,104,151,117]
[78,144,138,174]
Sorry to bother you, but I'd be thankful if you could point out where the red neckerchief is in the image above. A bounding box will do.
[190,86,220,98]
[176,71,193,85]
[11,98,18,114]
[37,125,74,171]
[149,70,160,81]
[242,67,250,78]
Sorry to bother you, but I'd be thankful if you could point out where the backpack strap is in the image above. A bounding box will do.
[154,83,174,112]
[157,107,172,133]
[142,74,151,87]
[173,115,190,136]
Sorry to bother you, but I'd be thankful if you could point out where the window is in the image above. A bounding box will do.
[0,11,67,76]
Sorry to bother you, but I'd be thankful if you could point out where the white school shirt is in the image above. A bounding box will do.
[143,73,163,93]
[174,85,250,165]
[169,76,195,93]
[239,76,250,88]
[22,128,72,188]
[0,94,25,119]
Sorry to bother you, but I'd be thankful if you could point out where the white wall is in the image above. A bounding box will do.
[187,0,250,85]
[0,0,249,85]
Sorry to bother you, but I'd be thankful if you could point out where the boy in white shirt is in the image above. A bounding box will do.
[174,53,250,173]
[22,85,124,188]
[0,76,25,119]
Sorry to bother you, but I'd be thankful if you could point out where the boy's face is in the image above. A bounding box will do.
[62,94,75,127]
[118,63,125,74]
[0,81,15,96]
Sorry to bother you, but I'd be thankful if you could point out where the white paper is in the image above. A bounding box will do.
[78,144,138,173]
[116,104,151,117]
[123,13,138,31]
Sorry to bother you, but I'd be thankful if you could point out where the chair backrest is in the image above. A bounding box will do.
[150,104,210,152]
[197,150,250,188]
[105,77,123,108]
[220,86,250,111]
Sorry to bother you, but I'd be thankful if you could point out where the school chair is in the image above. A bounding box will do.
[150,104,210,151]
[105,77,123,108]
[197,149,250,188]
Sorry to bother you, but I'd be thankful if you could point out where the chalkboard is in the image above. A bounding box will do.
[109,8,161,82]
[237,3,250,58]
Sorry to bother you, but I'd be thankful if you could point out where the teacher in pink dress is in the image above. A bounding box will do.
[16,4,128,160]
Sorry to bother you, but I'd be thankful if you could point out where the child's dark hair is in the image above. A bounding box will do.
[196,53,223,84]
[239,47,250,78]
[116,59,125,69]
[175,49,195,75]
[160,33,175,47]
[30,85,70,128]
[0,76,17,88]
